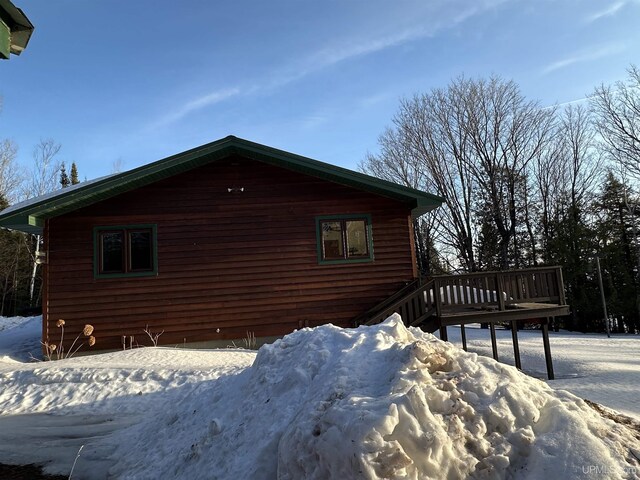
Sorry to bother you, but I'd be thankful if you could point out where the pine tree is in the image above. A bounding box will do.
[0,192,32,316]
[59,163,70,188]
[593,173,640,333]
[70,162,79,185]
[546,195,599,331]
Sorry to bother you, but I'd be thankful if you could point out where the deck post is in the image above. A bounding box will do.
[542,317,554,380]
[460,324,467,351]
[511,320,521,370]
[440,325,448,342]
[557,267,566,305]
[434,278,443,318]
[489,323,499,361]
[496,273,506,311]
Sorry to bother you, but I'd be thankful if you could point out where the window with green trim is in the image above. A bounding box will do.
[316,215,373,264]
[94,225,157,277]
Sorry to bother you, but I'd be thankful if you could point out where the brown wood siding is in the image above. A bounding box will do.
[45,156,417,350]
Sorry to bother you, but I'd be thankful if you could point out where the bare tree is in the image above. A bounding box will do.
[0,139,24,203]
[361,127,447,274]
[26,139,63,305]
[26,138,62,198]
[591,66,640,324]
[111,157,124,174]
[532,131,565,263]
[454,77,556,269]
[363,89,479,272]
[363,76,559,272]
[0,95,25,204]
[591,65,640,181]
[560,104,602,210]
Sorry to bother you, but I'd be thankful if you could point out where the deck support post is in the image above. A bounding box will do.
[489,323,499,361]
[439,325,448,342]
[460,324,467,351]
[511,320,521,370]
[542,317,554,380]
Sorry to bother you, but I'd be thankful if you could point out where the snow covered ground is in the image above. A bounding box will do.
[0,315,639,479]
[441,325,640,420]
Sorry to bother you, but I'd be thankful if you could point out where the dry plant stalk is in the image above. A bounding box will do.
[144,325,164,347]
[42,320,96,361]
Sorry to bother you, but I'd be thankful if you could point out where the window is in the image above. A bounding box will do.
[94,225,157,278]
[316,215,373,264]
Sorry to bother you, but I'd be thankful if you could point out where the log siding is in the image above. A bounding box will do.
[44,156,417,350]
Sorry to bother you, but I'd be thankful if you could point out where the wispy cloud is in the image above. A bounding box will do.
[147,0,508,130]
[541,96,589,110]
[148,87,241,130]
[585,1,625,23]
[541,43,625,75]
[310,28,428,71]
[145,28,429,131]
[282,1,507,86]
[299,114,329,130]
[253,26,434,96]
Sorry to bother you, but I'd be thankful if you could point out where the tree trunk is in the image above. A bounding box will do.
[29,234,40,307]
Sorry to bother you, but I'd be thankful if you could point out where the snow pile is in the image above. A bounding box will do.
[445,324,640,419]
[98,315,638,479]
[0,315,41,362]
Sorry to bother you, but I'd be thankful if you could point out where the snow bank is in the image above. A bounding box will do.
[0,315,41,362]
[101,315,639,480]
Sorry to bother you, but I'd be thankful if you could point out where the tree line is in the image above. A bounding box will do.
[0,128,79,317]
[361,66,640,334]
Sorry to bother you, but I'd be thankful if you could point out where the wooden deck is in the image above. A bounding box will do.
[354,267,570,379]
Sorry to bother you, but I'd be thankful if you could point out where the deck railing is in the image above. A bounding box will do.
[356,266,567,327]
[355,279,436,328]
[355,266,567,380]
[432,266,567,311]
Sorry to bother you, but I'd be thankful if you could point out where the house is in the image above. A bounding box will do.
[0,0,34,59]
[0,136,443,351]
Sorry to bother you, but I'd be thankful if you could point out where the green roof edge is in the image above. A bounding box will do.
[0,0,34,55]
[0,135,443,233]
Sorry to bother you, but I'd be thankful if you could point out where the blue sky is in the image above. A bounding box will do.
[1,0,639,180]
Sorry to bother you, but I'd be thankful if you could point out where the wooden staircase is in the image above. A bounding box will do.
[353,267,570,380]
[353,278,439,331]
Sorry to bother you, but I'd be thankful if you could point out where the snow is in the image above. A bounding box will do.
[441,324,640,420]
[0,173,116,217]
[428,285,503,305]
[0,315,41,363]
[0,315,639,479]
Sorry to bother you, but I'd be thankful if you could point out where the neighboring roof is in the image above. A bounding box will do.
[0,0,34,59]
[0,136,444,234]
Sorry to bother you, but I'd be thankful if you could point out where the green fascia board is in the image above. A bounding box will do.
[224,139,444,208]
[0,136,444,234]
[0,17,9,58]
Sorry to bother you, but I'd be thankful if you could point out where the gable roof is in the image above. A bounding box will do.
[0,136,443,234]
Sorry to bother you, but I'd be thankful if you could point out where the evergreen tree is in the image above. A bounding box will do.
[475,199,501,271]
[0,193,33,315]
[59,163,70,188]
[70,162,79,185]
[546,195,599,331]
[593,173,640,333]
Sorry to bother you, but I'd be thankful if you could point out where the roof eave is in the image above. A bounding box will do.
[0,0,34,55]
[0,136,444,233]
[411,202,440,218]
[0,214,42,234]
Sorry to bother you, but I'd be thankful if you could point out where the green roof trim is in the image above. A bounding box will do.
[0,136,444,234]
[0,0,34,58]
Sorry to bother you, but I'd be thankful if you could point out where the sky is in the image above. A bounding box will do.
[0,0,639,182]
